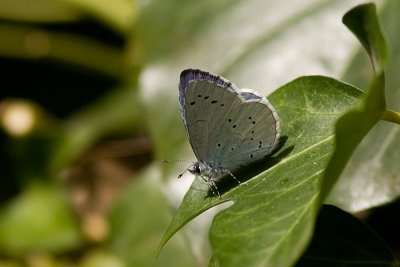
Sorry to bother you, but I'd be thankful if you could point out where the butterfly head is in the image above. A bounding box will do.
[188,162,201,175]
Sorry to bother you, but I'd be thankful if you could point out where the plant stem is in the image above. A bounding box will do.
[382,109,400,124]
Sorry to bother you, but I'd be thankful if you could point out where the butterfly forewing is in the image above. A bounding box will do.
[184,80,242,163]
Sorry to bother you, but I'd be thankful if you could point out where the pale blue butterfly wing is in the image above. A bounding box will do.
[179,69,280,183]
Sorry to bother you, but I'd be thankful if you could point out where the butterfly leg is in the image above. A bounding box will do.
[199,175,220,197]
[209,178,221,198]
[224,169,244,186]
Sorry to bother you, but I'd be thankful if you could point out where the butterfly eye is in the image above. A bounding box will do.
[188,163,201,175]
[190,163,201,174]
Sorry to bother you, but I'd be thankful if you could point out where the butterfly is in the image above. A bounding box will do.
[178,69,280,196]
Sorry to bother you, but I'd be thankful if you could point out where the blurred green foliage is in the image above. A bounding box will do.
[0,0,399,267]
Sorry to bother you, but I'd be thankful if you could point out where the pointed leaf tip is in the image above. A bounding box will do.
[343,3,388,73]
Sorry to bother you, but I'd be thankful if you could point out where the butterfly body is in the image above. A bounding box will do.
[179,69,280,196]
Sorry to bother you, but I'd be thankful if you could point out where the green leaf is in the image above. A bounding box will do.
[321,73,386,202]
[320,3,389,202]
[342,3,388,73]
[80,250,125,267]
[0,0,80,23]
[0,182,81,256]
[160,76,363,267]
[295,205,398,267]
[327,1,400,211]
[108,165,197,267]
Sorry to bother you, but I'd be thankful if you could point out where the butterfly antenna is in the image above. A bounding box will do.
[177,167,190,178]
[161,159,193,164]
[161,159,195,179]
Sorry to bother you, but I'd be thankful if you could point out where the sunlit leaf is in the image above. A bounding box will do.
[328,0,400,211]
[321,3,394,205]
[160,76,363,267]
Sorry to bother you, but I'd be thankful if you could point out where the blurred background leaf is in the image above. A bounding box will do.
[0,182,81,256]
[108,164,197,267]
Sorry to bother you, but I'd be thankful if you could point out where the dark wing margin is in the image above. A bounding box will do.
[179,69,239,134]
